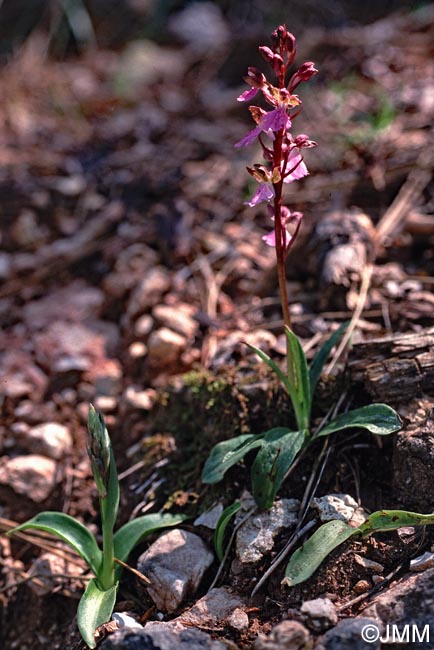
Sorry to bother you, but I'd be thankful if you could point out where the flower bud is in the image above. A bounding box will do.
[244,66,266,88]
[294,134,318,148]
[87,404,111,498]
[288,62,318,91]
[259,46,274,63]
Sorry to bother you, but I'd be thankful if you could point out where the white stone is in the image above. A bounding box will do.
[312,493,361,523]
[0,455,59,502]
[235,497,299,564]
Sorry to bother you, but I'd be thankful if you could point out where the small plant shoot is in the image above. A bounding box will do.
[8,406,186,648]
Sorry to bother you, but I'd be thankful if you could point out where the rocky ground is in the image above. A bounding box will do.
[0,2,434,649]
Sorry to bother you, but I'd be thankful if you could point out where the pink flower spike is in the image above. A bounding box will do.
[237,87,259,102]
[283,150,308,183]
[245,183,274,207]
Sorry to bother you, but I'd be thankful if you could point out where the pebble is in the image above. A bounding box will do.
[227,608,249,633]
[153,304,198,339]
[94,396,117,413]
[254,620,311,650]
[134,314,154,338]
[111,613,143,630]
[147,327,186,367]
[137,529,214,613]
[27,551,81,596]
[123,386,156,411]
[0,454,59,502]
[235,497,299,564]
[354,554,384,573]
[410,551,434,572]
[176,587,244,629]
[353,579,371,594]
[312,494,360,523]
[14,422,73,460]
[301,598,338,632]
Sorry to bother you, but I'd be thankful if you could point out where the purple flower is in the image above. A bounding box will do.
[262,209,303,249]
[283,149,308,183]
[237,87,259,102]
[235,106,291,148]
[245,183,274,207]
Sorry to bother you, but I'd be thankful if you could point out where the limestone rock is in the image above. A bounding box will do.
[0,454,59,502]
[137,529,214,613]
[176,587,244,629]
[14,422,73,460]
[235,498,299,564]
[301,598,338,633]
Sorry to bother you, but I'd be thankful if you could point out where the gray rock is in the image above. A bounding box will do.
[363,566,434,639]
[311,494,360,523]
[15,422,73,460]
[410,551,434,572]
[0,454,59,502]
[236,498,299,563]
[194,503,224,529]
[100,624,228,650]
[353,555,384,573]
[315,618,383,650]
[137,529,214,613]
[254,620,312,650]
[176,587,244,629]
[301,598,338,632]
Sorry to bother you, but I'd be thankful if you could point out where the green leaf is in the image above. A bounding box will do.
[283,520,356,587]
[8,512,102,576]
[247,343,292,394]
[77,578,118,648]
[113,513,187,579]
[251,428,306,509]
[284,327,311,430]
[202,433,264,484]
[359,510,434,537]
[316,404,402,439]
[214,501,242,562]
[309,322,348,399]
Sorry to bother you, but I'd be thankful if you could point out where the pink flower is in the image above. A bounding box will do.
[283,149,308,183]
[235,106,291,148]
[262,209,303,249]
[245,183,274,207]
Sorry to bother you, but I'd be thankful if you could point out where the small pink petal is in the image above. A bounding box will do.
[262,230,276,247]
[245,183,274,207]
[237,88,259,102]
[283,151,309,183]
[234,125,262,148]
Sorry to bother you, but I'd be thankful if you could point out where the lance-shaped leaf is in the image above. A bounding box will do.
[246,343,292,395]
[77,578,118,648]
[202,433,264,484]
[283,519,356,587]
[113,513,187,579]
[214,501,242,562]
[251,428,306,509]
[8,512,102,576]
[316,404,402,439]
[358,510,434,537]
[284,327,311,431]
[309,322,348,399]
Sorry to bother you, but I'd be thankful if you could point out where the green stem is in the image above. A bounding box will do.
[99,497,115,590]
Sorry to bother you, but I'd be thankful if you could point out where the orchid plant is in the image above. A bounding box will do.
[202,26,401,509]
[8,406,185,648]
